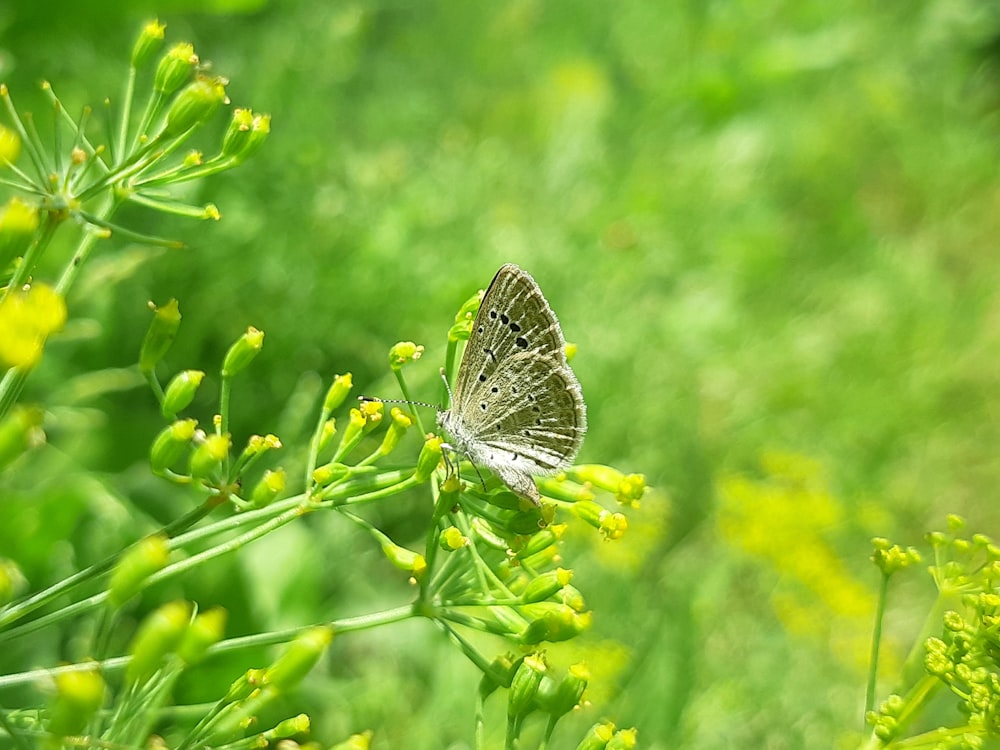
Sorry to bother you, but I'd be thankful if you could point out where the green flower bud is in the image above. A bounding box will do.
[324,373,353,411]
[415,434,443,482]
[380,539,427,579]
[162,369,205,417]
[333,408,366,462]
[516,525,566,559]
[164,75,228,138]
[440,526,468,551]
[108,534,170,609]
[127,600,192,685]
[221,326,264,377]
[0,558,27,607]
[479,653,523,699]
[250,468,286,508]
[150,418,198,473]
[131,19,166,69]
[0,197,38,270]
[177,607,227,665]
[154,42,198,96]
[599,511,628,541]
[521,568,573,604]
[488,605,530,638]
[222,108,271,163]
[358,399,383,434]
[0,406,43,471]
[240,433,282,463]
[48,665,105,737]
[615,473,646,506]
[223,667,267,703]
[508,652,546,719]
[189,433,231,480]
[606,728,639,749]
[519,603,591,645]
[265,714,310,741]
[264,626,333,693]
[483,489,527,510]
[139,298,181,374]
[560,584,587,612]
[329,730,373,750]
[572,500,628,540]
[448,289,483,342]
[0,123,20,166]
[575,721,615,750]
[318,417,338,454]
[536,475,594,503]
[313,461,350,488]
[376,407,414,458]
[388,341,424,371]
[536,662,589,718]
[570,465,646,506]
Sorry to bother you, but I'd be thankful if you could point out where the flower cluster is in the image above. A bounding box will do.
[865,517,1000,749]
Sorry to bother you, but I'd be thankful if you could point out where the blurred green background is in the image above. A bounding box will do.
[3,0,1000,747]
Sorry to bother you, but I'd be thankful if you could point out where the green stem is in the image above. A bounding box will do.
[321,473,420,506]
[2,211,60,300]
[1,84,50,184]
[118,66,138,162]
[865,571,890,719]
[304,395,333,495]
[42,82,110,174]
[136,155,240,187]
[392,367,428,435]
[55,197,119,294]
[0,605,417,691]
[0,368,28,424]
[0,504,312,643]
[0,497,221,631]
[219,374,232,440]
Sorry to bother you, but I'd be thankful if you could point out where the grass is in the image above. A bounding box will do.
[2,1,1000,747]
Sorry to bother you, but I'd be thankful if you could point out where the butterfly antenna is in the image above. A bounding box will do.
[439,367,454,409]
[358,395,439,409]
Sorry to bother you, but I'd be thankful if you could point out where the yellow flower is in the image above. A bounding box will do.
[0,283,66,368]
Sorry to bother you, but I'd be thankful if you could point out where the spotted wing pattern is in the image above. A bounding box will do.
[439,264,587,502]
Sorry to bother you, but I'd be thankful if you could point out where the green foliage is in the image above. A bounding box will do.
[3,1,1000,748]
[0,20,645,748]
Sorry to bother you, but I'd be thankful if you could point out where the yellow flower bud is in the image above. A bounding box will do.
[264,626,333,693]
[108,534,170,609]
[127,600,192,685]
[131,19,166,69]
[139,298,181,374]
[48,665,105,737]
[221,326,264,377]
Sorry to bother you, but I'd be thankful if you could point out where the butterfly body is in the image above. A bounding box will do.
[437,264,586,504]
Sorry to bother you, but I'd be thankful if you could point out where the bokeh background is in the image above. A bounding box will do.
[3,1,1000,747]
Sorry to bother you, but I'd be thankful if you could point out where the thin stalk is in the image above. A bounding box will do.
[2,211,60,299]
[55,196,119,293]
[1,85,50,183]
[0,497,221,631]
[118,66,138,161]
[0,605,417,691]
[0,503,311,644]
[865,571,890,719]
[393,368,426,435]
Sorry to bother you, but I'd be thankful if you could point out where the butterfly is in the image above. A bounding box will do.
[437,264,587,504]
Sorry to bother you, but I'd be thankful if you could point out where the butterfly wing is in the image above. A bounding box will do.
[441,264,586,503]
[466,350,587,471]
[451,264,568,407]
